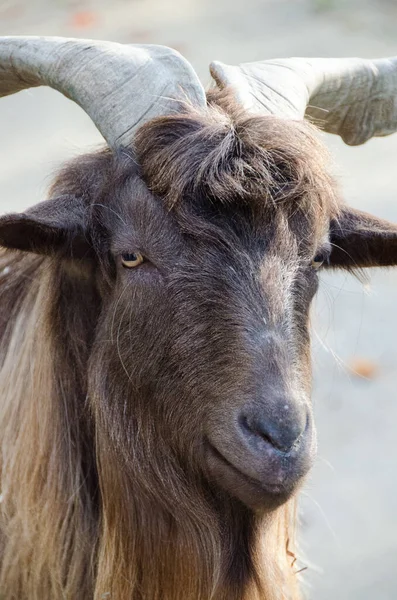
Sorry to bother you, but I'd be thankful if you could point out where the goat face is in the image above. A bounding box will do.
[86,113,334,512]
[89,173,321,511]
[1,109,397,514]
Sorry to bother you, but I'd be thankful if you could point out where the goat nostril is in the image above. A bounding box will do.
[239,415,275,448]
[239,413,305,454]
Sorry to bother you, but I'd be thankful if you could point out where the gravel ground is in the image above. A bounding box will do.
[1,1,396,597]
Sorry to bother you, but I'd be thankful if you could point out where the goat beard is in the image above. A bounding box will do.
[93,414,300,600]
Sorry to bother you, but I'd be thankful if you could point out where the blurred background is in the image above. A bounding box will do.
[1,0,397,598]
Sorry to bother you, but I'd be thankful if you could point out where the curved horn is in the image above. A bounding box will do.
[0,36,206,147]
[210,57,397,146]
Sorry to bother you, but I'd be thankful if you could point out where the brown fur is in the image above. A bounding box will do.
[0,91,344,600]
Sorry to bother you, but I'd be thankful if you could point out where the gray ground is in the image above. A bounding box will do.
[1,0,396,597]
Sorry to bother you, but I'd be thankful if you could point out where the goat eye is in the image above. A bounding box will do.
[121,252,144,268]
[311,253,326,269]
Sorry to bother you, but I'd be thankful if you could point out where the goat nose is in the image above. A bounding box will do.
[239,410,306,454]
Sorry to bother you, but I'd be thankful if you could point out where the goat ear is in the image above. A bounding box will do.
[0,196,93,258]
[328,207,397,269]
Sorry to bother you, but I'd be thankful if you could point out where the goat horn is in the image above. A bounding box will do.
[0,36,206,147]
[210,57,397,146]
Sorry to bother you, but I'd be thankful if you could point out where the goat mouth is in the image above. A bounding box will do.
[205,439,294,510]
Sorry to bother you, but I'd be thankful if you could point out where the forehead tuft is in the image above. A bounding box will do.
[135,90,340,223]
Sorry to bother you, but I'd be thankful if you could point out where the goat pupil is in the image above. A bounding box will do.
[123,253,138,262]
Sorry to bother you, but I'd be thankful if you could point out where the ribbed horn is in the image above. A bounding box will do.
[0,36,206,147]
[210,57,397,146]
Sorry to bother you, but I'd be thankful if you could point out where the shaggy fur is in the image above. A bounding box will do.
[1,90,393,600]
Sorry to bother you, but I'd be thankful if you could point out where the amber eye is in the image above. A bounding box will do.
[121,252,144,268]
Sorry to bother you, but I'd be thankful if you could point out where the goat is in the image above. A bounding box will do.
[0,37,397,600]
